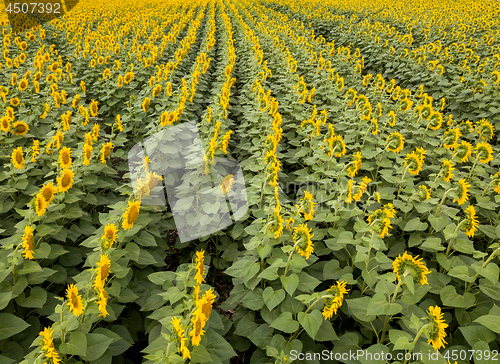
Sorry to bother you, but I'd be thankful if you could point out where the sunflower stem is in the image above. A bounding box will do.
[434,187,456,217]
[373,148,386,182]
[444,220,466,257]
[402,323,432,364]
[283,241,299,277]
[481,180,494,197]
[467,154,479,181]
[418,121,431,149]
[379,278,404,344]
[396,166,409,199]
[465,246,500,292]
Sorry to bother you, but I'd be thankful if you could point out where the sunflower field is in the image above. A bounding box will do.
[1,0,500,363]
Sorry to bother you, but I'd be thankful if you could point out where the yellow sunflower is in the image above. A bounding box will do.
[427,306,448,350]
[189,308,207,346]
[194,250,205,285]
[386,131,405,153]
[11,147,25,169]
[453,179,470,205]
[293,224,315,259]
[83,143,93,165]
[122,200,141,230]
[58,146,72,169]
[171,317,191,360]
[417,185,431,201]
[96,287,108,318]
[18,78,28,91]
[57,168,75,193]
[90,100,98,117]
[393,251,430,285]
[220,174,235,195]
[40,182,57,204]
[66,284,84,317]
[322,281,349,319]
[11,121,29,135]
[441,159,455,182]
[1,116,10,132]
[405,151,423,175]
[35,193,47,217]
[347,151,363,177]
[475,141,494,164]
[21,225,35,260]
[94,254,111,290]
[102,223,118,249]
[100,142,113,164]
[142,97,151,112]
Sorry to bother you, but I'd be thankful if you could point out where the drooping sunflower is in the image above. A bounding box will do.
[142,97,151,112]
[58,146,72,169]
[57,168,75,193]
[96,287,108,318]
[40,182,57,204]
[387,110,396,127]
[462,205,479,237]
[417,185,431,201]
[441,159,455,182]
[475,119,494,141]
[38,327,61,364]
[427,306,448,350]
[21,225,35,260]
[11,147,25,169]
[293,223,315,259]
[66,284,84,317]
[386,131,405,153]
[269,204,284,239]
[347,151,363,177]
[11,121,29,135]
[102,223,118,249]
[300,191,316,221]
[405,151,423,175]
[392,251,430,285]
[442,128,461,150]
[322,281,349,320]
[352,176,371,202]
[171,317,191,360]
[453,178,470,205]
[197,288,217,321]
[475,141,494,164]
[345,179,354,204]
[122,200,141,230]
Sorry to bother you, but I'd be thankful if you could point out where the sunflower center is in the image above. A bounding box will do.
[62,174,71,187]
[127,206,139,224]
[43,188,53,201]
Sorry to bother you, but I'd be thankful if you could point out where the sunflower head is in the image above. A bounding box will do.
[453,178,470,205]
[40,182,57,204]
[293,224,314,259]
[220,174,235,195]
[386,132,405,153]
[417,185,431,201]
[11,147,25,169]
[441,159,455,182]
[427,306,448,350]
[12,121,29,135]
[476,141,493,164]
[392,251,430,285]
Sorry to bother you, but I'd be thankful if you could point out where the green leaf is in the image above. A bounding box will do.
[404,217,428,231]
[428,214,449,232]
[59,331,87,356]
[419,238,445,252]
[474,315,500,333]
[204,330,236,362]
[448,265,476,282]
[440,285,475,308]
[366,293,402,316]
[472,262,499,285]
[314,319,338,341]
[270,312,299,333]
[241,289,264,310]
[389,330,413,349]
[297,310,323,339]
[280,273,299,296]
[460,325,496,347]
[247,324,274,349]
[346,297,376,322]
[191,344,212,363]
[0,313,30,340]
[81,333,114,361]
[262,287,285,311]
[15,286,47,308]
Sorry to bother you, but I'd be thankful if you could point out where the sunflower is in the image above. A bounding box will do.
[429,110,442,130]
[493,172,500,194]
[92,123,100,141]
[58,146,72,169]
[322,281,349,319]
[11,121,29,135]
[427,306,448,350]
[417,185,431,201]
[35,193,47,217]
[386,131,405,153]
[194,250,205,285]
[171,317,191,360]
[21,225,35,260]
[83,143,93,165]
[66,284,84,317]
[453,178,470,205]
[38,327,61,364]
[367,203,396,238]
[442,128,461,150]
[94,254,111,291]
[475,119,494,141]
[189,308,207,346]
[441,159,455,182]
[326,134,346,158]
[11,73,17,86]
[11,147,25,169]
[90,99,98,117]
[300,191,316,221]
[116,114,123,132]
[371,118,379,135]
[40,182,57,204]
[166,82,172,96]
[345,179,354,203]
[347,151,363,177]
[269,204,284,239]
[96,287,108,318]
[0,116,10,133]
[352,176,371,201]
[387,110,396,127]
[405,151,423,175]
[475,141,493,164]
[18,78,28,91]
[455,140,473,162]
[220,174,235,194]
[392,251,430,285]
[102,223,118,249]
[100,142,113,164]
[142,97,151,112]
[57,168,75,193]
[122,200,140,230]
[117,75,123,87]
[152,85,161,98]
[462,205,479,237]
[293,224,314,259]
[31,140,40,162]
